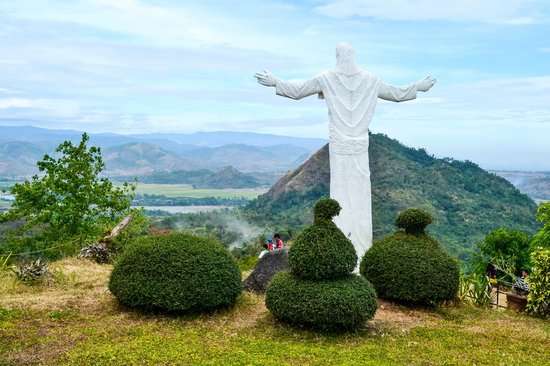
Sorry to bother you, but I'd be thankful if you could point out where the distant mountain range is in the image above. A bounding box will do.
[245,133,539,259]
[492,171,550,202]
[0,125,326,178]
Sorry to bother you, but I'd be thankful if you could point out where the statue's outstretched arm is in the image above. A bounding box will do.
[255,70,321,100]
[378,76,436,103]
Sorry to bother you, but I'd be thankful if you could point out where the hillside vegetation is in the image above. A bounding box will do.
[246,133,539,259]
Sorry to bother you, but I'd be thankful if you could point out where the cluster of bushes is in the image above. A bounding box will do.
[361,209,459,306]
[266,198,377,331]
[459,202,550,316]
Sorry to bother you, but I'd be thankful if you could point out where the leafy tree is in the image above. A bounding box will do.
[531,202,550,249]
[3,133,134,245]
[473,228,531,276]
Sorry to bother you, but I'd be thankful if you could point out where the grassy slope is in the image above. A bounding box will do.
[1,259,549,366]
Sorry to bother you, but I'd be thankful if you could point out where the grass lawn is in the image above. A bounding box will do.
[132,183,267,199]
[1,258,549,366]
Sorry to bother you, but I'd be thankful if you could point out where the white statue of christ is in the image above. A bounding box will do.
[255,43,436,268]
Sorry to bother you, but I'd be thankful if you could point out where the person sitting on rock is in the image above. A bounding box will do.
[258,239,273,258]
[274,233,284,250]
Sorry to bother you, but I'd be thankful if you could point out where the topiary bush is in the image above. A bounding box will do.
[361,210,459,306]
[395,208,432,235]
[266,272,377,331]
[266,198,377,331]
[109,232,241,312]
[289,198,357,280]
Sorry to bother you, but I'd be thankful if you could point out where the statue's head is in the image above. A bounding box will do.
[335,42,359,75]
[336,42,355,63]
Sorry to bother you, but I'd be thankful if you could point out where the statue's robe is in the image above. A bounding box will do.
[275,70,417,269]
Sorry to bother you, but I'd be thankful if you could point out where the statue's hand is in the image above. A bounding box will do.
[255,70,277,87]
[416,75,437,92]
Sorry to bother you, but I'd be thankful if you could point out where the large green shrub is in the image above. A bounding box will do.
[526,247,550,318]
[289,198,357,280]
[266,198,377,331]
[361,209,459,306]
[109,233,241,312]
[266,272,377,331]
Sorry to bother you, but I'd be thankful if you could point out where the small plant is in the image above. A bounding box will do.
[0,252,12,272]
[459,273,492,307]
[15,258,49,283]
[79,243,110,264]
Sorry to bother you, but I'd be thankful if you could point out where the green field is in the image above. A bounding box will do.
[133,183,267,199]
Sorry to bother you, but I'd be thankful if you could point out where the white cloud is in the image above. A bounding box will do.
[0,97,80,115]
[0,98,35,109]
[0,88,20,94]
[315,0,542,24]
[6,0,288,52]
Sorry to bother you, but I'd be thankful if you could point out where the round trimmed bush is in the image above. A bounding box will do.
[360,232,459,306]
[395,208,432,235]
[109,233,241,312]
[266,272,377,330]
[289,198,357,280]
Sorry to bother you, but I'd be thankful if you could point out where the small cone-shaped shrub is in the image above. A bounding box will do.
[266,198,377,331]
[289,198,357,280]
[361,209,459,306]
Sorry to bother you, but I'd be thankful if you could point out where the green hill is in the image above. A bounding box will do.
[245,133,539,259]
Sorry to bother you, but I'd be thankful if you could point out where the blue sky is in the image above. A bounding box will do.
[0,0,549,170]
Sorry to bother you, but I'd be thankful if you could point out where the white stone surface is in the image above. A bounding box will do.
[255,43,436,269]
